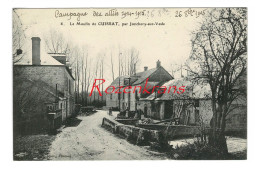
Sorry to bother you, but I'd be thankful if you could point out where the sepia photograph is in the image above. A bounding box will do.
[12,7,247,161]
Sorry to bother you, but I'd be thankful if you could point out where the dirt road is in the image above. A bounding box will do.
[48,110,167,160]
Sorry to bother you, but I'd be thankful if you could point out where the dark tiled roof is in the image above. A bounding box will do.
[139,81,160,98]
[132,68,157,85]
[109,67,158,87]
[109,75,130,87]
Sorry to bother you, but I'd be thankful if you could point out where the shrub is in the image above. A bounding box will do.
[150,132,172,152]
[167,140,246,160]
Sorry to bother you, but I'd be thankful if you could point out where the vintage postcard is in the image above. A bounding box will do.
[13,8,247,160]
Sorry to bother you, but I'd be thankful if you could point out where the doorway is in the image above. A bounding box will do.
[164,101,173,119]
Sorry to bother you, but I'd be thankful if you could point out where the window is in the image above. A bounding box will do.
[110,94,112,100]
[68,80,71,94]
[151,102,156,112]
[195,100,199,107]
[47,105,53,111]
[60,103,62,109]
[195,110,200,123]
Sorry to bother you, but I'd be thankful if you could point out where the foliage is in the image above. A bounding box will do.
[150,132,172,152]
[167,140,246,160]
[13,9,27,63]
[185,8,247,152]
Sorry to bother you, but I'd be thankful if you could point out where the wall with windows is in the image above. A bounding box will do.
[106,92,119,109]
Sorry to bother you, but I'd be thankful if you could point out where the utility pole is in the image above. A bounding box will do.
[101,56,104,104]
[118,55,120,111]
[128,78,131,111]
[118,52,122,111]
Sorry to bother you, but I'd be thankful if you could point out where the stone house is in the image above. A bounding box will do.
[139,77,247,135]
[139,79,212,125]
[106,60,173,113]
[13,37,75,134]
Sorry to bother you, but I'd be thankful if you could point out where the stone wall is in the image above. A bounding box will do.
[14,65,75,134]
[102,117,201,143]
[14,65,75,118]
[15,66,66,91]
[102,117,161,145]
[13,79,57,135]
[137,124,200,140]
[116,118,139,125]
[106,93,119,109]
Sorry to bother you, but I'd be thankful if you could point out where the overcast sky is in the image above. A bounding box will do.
[15,8,206,87]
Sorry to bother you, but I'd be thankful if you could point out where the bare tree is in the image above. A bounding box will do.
[186,8,247,153]
[84,52,88,106]
[81,52,85,105]
[72,48,81,104]
[129,47,140,75]
[86,57,93,105]
[110,52,115,81]
[93,57,100,102]
[119,47,140,76]
[12,9,26,64]
[101,56,104,102]
[44,29,70,54]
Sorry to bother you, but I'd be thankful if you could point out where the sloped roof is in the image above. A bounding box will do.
[141,78,211,101]
[14,38,75,80]
[110,75,130,87]
[132,68,157,85]
[48,53,66,57]
[109,67,158,87]
[139,81,160,98]
[14,38,63,66]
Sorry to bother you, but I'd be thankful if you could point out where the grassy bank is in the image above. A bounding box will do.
[166,142,247,160]
[14,134,56,160]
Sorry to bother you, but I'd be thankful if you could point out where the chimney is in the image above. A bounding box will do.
[144,66,148,71]
[32,37,41,65]
[156,60,161,68]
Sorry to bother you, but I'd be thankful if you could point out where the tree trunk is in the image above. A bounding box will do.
[208,102,228,154]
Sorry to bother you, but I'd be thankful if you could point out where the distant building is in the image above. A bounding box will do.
[106,60,174,112]
[13,37,75,134]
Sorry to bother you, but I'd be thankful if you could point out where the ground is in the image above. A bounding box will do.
[14,110,246,160]
[48,110,167,160]
[14,134,56,160]
[169,137,247,153]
